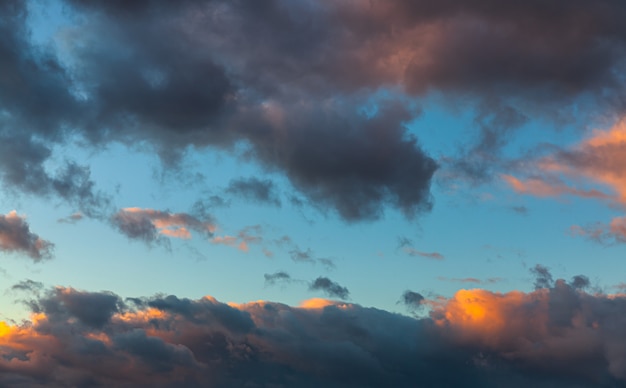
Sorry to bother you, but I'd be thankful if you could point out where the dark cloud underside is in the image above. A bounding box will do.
[0,282,625,387]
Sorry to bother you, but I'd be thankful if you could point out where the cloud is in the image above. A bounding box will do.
[502,175,613,201]
[6,0,626,218]
[0,211,54,261]
[309,277,350,299]
[0,0,442,222]
[0,281,625,386]
[111,208,215,243]
[264,271,292,286]
[511,205,529,215]
[502,120,626,209]
[403,247,445,260]
[289,247,316,264]
[530,264,554,290]
[226,177,281,207]
[438,277,504,285]
[400,290,426,314]
[398,237,444,260]
[571,216,626,245]
[210,225,263,252]
[57,212,84,224]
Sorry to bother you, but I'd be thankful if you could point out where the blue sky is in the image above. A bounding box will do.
[2,1,626,386]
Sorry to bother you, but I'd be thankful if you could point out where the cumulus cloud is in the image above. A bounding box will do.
[0,281,625,386]
[309,277,350,300]
[111,208,215,243]
[0,211,53,261]
[10,0,626,218]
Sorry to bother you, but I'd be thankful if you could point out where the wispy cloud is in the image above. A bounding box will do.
[111,208,215,243]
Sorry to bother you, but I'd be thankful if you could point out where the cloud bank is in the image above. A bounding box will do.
[1,279,625,387]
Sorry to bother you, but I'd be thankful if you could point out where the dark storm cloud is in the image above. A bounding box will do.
[0,2,109,217]
[0,0,438,221]
[5,0,626,217]
[226,177,281,207]
[1,282,626,387]
[0,211,54,261]
[309,277,350,299]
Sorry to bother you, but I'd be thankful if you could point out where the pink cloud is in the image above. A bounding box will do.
[112,208,216,242]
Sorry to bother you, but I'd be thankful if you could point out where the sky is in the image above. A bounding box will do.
[1,0,626,386]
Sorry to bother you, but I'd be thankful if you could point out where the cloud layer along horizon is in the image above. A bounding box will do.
[0,278,624,387]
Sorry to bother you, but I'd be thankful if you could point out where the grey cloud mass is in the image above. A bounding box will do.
[0,282,624,387]
[0,211,54,261]
[7,0,626,217]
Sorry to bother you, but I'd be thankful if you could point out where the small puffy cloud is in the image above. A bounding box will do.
[571,216,626,245]
[530,264,554,290]
[309,276,350,300]
[289,247,315,264]
[111,208,215,243]
[400,290,426,314]
[0,211,53,261]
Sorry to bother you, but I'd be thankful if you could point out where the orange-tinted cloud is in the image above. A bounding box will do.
[111,207,215,243]
[503,120,626,205]
[403,247,444,260]
[571,216,626,245]
[1,281,626,386]
[211,225,263,252]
